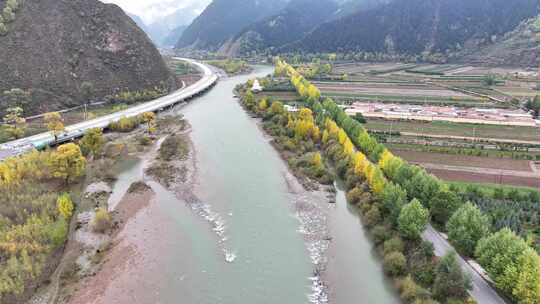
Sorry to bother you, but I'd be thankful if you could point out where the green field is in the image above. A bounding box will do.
[448,180,540,197]
[365,119,540,142]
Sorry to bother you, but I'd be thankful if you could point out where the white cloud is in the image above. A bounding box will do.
[101,0,210,24]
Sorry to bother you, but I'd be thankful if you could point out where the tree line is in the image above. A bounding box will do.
[274,59,540,304]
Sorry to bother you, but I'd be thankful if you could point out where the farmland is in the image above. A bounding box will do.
[365,119,540,142]
[269,61,540,188]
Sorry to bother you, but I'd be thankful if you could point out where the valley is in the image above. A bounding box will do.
[1,0,540,304]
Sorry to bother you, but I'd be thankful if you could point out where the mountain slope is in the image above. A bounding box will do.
[457,13,540,67]
[175,0,290,51]
[128,13,148,33]
[162,25,188,48]
[288,0,540,56]
[0,0,174,114]
[227,0,339,55]
[228,0,391,55]
[145,5,200,47]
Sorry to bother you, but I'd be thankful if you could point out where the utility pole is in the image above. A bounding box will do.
[84,103,88,121]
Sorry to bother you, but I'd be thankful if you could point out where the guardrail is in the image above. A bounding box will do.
[0,58,218,161]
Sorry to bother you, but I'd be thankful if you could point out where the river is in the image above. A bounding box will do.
[99,66,399,304]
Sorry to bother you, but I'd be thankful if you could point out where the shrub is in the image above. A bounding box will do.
[384,237,405,255]
[372,225,391,245]
[399,275,422,302]
[92,208,112,233]
[0,22,7,36]
[365,205,381,227]
[384,251,407,276]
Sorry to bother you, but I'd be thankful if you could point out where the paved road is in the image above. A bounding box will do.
[422,225,507,304]
[0,58,218,160]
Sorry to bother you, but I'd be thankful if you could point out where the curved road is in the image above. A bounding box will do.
[0,58,218,160]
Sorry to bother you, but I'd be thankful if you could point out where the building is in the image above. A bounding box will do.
[251,79,263,93]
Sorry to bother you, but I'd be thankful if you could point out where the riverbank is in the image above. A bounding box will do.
[238,82,402,303]
[22,111,196,304]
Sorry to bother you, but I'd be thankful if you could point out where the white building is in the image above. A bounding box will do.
[251,79,263,93]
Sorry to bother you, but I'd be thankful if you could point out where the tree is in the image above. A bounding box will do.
[80,81,95,101]
[268,101,285,117]
[475,228,529,292]
[482,74,497,86]
[258,98,268,112]
[142,112,156,133]
[398,199,429,239]
[446,202,490,257]
[79,128,104,157]
[380,182,407,226]
[57,193,74,219]
[511,249,540,304]
[383,251,406,276]
[433,252,472,301]
[51,143,86,183]
[44,112,65,139]
[244,91,255,109]
[3,107,26,139]
[525,95,540,118]
[430,189,462,226]
[353,112,366,124]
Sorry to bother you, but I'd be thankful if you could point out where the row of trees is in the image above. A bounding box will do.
[318,105,468,302]
[279,60,540,303]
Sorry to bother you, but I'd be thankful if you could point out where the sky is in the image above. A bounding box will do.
[101,0,210,24]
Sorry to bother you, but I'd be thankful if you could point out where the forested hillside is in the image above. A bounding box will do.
[0,0,174,115]
[289,0,540,56]
[175,0,290,51]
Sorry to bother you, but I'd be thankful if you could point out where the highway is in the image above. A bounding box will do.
[422,225,507,304]
[0,58,218,160]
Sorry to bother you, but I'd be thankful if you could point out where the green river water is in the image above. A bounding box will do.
[108,66,399,303]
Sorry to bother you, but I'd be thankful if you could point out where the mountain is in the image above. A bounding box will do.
[176,0,291,51]
[226,0,339,55]
[287,0,540,57]
[128,13,148,33]
[127,5,199,47]
[146,5,200,47]
[227,0,390,56]
[0,0,174,114]
[162,25,188,48]
[457,13,540,67]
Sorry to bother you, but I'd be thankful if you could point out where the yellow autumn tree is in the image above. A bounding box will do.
[142,112,156,133]
[57,193,74,219]
[258,98,268,112]
[44,112,65,139]
[51,143,86,183]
